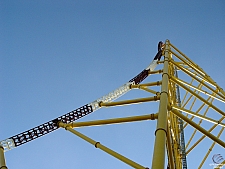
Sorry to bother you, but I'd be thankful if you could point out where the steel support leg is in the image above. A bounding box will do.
[151,40,170,169]
[0,146,7,169]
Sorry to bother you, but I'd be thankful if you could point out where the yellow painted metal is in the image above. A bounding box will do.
[198,127,224,169]
[169,42,198,68]
[170,107,225,149]
[173,76,225,103]
[46,40,225,168]
[64,114,158,128]
[170,59,225,99]
[214,160,225,169]
[99,95,160,107]
[181,78,194,106]
[57,41,225,168]
[168,112,181,169]
[183,93,211,129]
[171,76,225,117]
[167,114,181,169]
[170,42,225,97]
[0,146,7,169]
[130,81,162,88]
[148,69,163,75]
[58,122,147,169]
[185,97,213,149]
[172,105,225,127]
[166,124,175,169]
[181,83,202,109]
[186,115,225,154]
[189,95,197,111]
[170,50,205,78]
[170,60,222,95]
[151,40,170,169]
[139,86,158,95]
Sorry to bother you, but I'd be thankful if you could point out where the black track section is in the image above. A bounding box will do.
[9,66,152,147]
[129,69,149,85]
[10,104,92,147]
[7,41,164,148]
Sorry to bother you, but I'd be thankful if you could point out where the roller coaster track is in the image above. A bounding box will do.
[0,44,163,152]
[2,40,225,169]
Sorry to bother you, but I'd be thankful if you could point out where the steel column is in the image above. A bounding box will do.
[0,146,7,169]
[151,40,170,169]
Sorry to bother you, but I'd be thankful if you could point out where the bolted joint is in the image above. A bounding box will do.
[95,142,100,148]
[0,166,8,169]
[156,81,161,86]
[156,92,160,96]
[58,121,68,129]
[150,113,158,120]
[160,91,168,96]
[162,72,169,78]
[154,95,160,101]
[98,101,103,107]
[154,128,167,136]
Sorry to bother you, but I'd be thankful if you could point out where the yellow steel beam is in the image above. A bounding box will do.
[183,85,202,127]
[189,95,197,111]
[130,81,162,88]
[151,39,170,169]
[170,107,225,149]
[170,50,205,78]
[181,78,194,106]
[172,106,225,127]
[185,98,212,149]
[173,61,187,66]
[139,86,158,95]
[0,146,7,169]
[173,76,225,103]
[166,124,175,169]
[181,83,202,109]
[64,114,158,128]
[214,160,225,169]
[168,113,181,169]
[170,60,225,99]
[169,42,198,68]
[186,116,225,154]
[58,122,147,169]
[99,95,160,107]
[171,76,225,117]
[198,127,224,169]
[157,61,164,64]
[148,69,163,75]
[170,42,225,97]
[183,93,212,129]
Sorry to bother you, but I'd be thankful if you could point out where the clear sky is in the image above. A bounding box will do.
[1,1,225,169]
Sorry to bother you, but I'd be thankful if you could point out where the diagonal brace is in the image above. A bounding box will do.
[169,106,225,149]
[58,122,148,169]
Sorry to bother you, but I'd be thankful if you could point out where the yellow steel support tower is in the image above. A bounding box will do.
[58,40,225,168]
[1,40,225,168]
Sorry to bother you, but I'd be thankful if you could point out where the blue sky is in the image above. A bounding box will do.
[1,1,225,168]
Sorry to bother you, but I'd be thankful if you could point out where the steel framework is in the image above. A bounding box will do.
[1,40,225,169]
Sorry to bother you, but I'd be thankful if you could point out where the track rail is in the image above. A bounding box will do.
[0,44,163,152]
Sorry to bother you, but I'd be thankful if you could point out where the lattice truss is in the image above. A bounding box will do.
[165,43,225,169]
[1,40,225,169]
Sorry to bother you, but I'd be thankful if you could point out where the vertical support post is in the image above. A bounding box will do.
[0,146,7,169]
[151,40,170,169]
